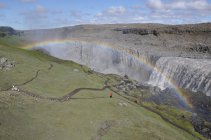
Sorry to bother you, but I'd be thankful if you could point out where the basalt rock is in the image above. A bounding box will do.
[115,28,159,36]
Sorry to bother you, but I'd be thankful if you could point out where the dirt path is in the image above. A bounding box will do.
[0,69,41,92]
[48,64,53,70]
[0,66,203,140]
[17,70,40,86]
[19,86,110,101]
[14,79,203,139]
[0,64,53,92]
[18,79,110,102]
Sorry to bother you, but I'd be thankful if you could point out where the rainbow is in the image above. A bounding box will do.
[22,38,193,108]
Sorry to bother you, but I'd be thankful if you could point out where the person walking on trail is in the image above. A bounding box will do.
[109,92,113,98]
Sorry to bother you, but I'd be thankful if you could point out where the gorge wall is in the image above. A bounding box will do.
[35,42,153,84]
[34,41,211,97]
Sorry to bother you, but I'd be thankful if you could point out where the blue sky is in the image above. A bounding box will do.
[0,0,211,29]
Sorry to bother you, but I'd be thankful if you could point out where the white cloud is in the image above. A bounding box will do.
[106,6,126,15]
[147,0,211,10]
[188,0,210,10]
[167,0,211,10]
[15,1,211,29]
[90,6,148,24]
[132,16,145,21]
[144,0,211,24]
[97,6,127,17]
[147,0,163,10]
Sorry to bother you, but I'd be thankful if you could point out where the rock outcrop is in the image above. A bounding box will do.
[114,28,159,36]
[0,57,15,71]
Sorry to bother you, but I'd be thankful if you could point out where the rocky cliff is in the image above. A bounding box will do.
[23,23,211,98]
[35,41,211,98]
[23,23,211,59]
[35,42,154,84]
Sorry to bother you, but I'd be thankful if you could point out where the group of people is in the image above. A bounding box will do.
[109,92,113,98]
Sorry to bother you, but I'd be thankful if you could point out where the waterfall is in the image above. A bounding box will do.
[148,57,211,96]
[34,41,211,96]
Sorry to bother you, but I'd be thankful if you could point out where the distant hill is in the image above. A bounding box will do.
[0,26,21,37]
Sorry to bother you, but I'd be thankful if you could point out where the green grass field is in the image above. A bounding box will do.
[0,36,204,140]
[0,90,196,140]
